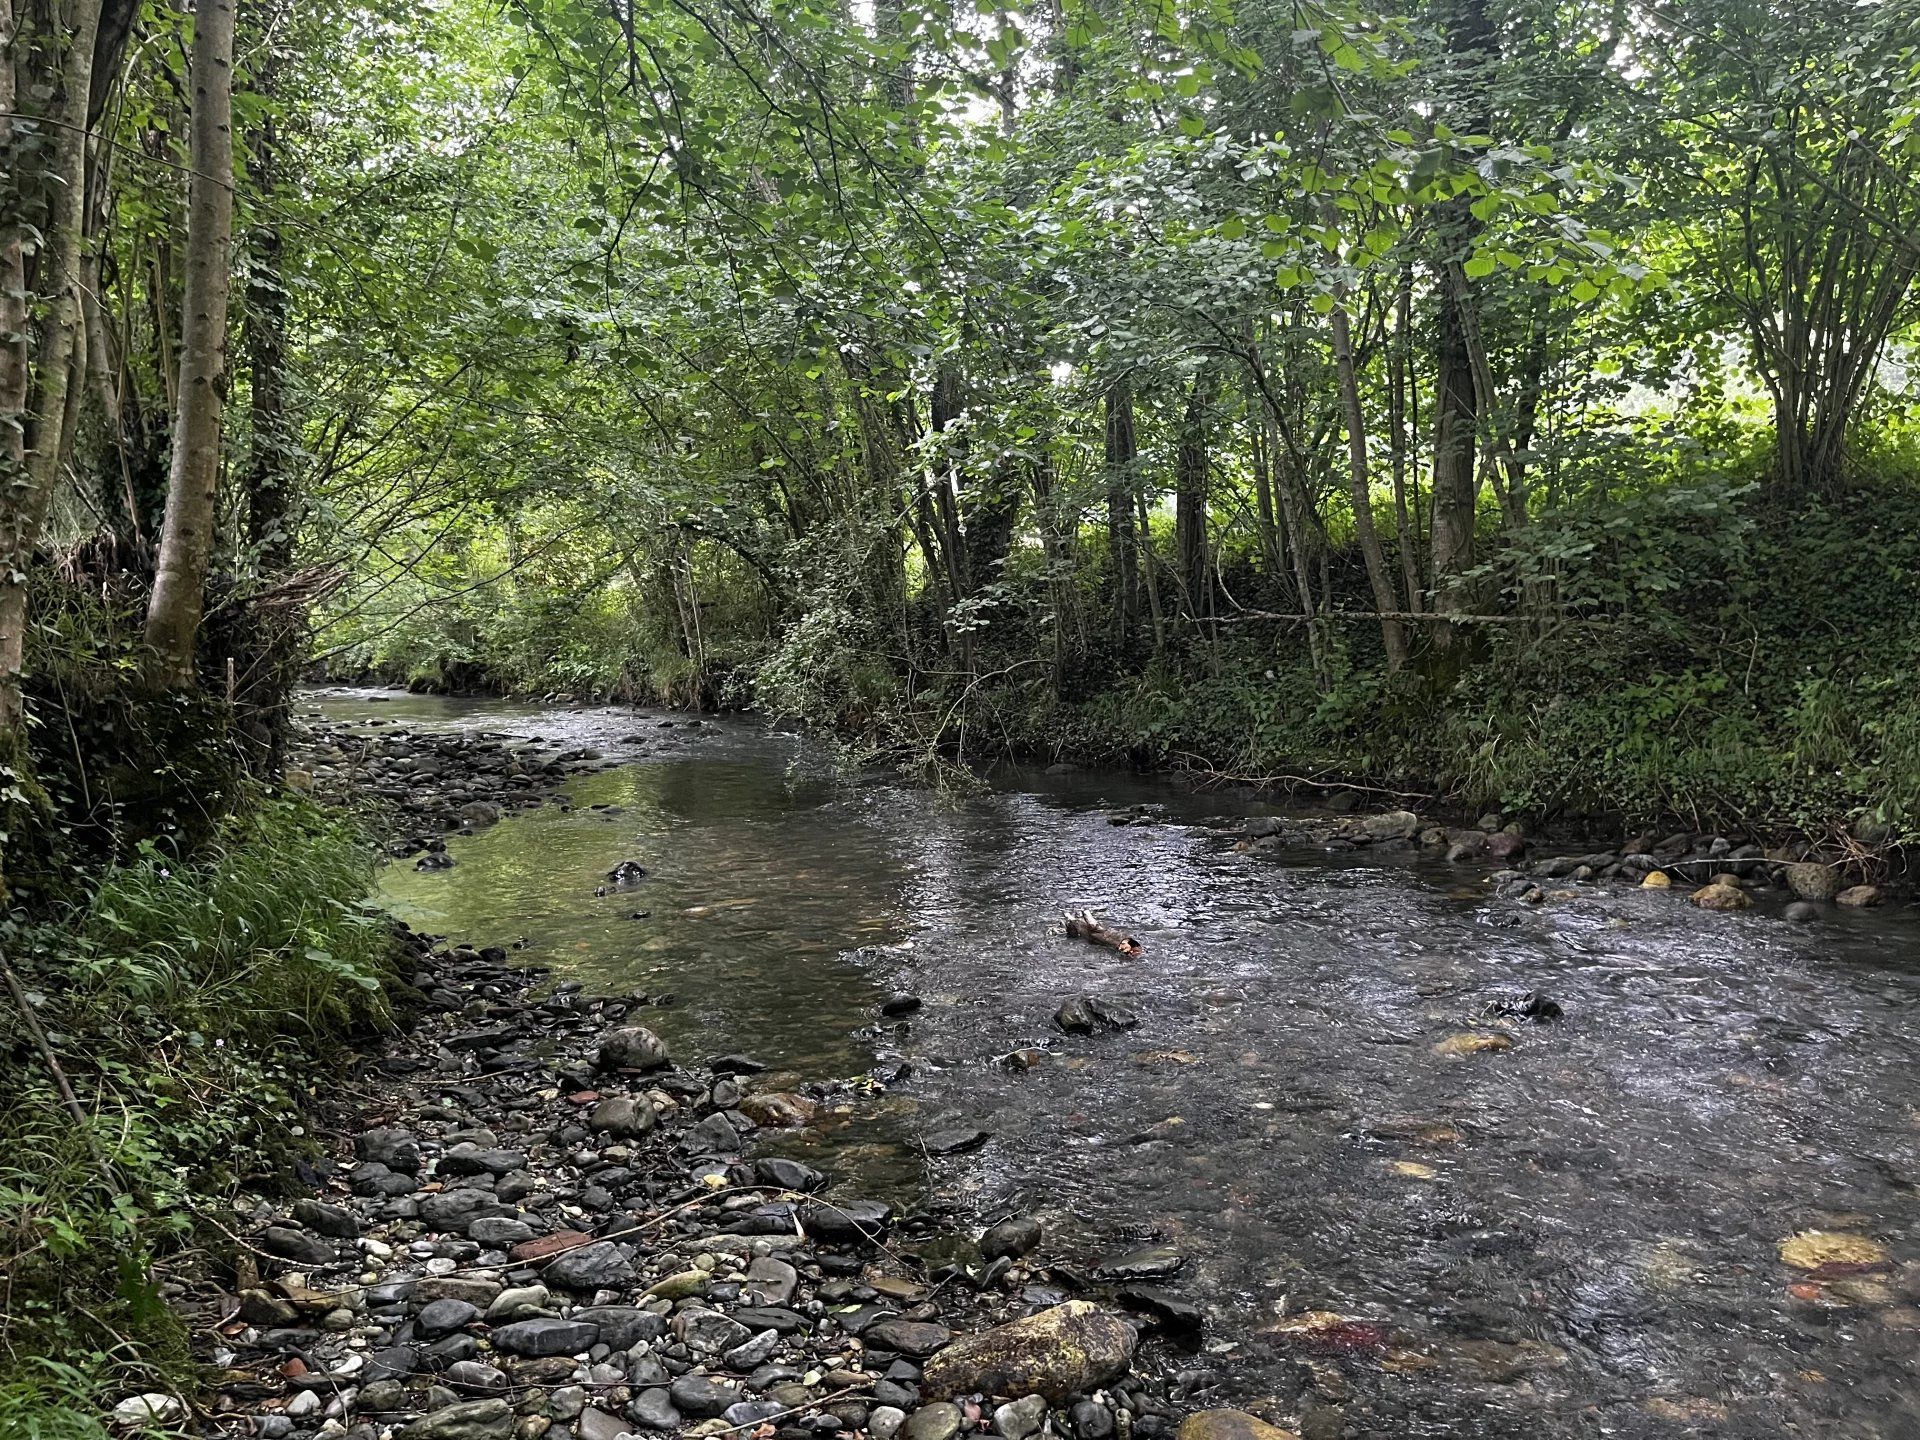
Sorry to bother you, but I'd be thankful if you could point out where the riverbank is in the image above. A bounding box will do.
[155,713,1239,1440]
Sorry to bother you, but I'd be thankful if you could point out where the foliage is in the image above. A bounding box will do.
[0,799,396,1421]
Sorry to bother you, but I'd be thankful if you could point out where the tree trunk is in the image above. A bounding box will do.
[1427,0,1496,644]
[1173,366,1217,623]
[245,118,293,573]
[1104,377,1138,652]
[1388,268,1421,612]
[1329,304,1408,671]
[145,0,238,689]
[2,0,110,742]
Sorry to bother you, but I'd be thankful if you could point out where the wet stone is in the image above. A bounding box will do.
[979,1216,1042,1261]
[1096,1244,1184,1280]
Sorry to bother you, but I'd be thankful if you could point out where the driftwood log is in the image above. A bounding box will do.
[1063,910,1143,957]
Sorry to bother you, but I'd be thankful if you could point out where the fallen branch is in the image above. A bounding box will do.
[1063,910,1143,957]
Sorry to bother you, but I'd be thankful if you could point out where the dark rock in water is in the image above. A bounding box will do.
[1485,991,1563,1024]
[1054,996,1141,1036]
[416,852,455,871]
[980,1215,1042,1261]
[1095,1244,1184,1280]
[259,1226,336,1266]
[864,1319,954,1357]
[597,1026,670,1072]
[798,1198,893,1244]
[541,1240,637,1290]
[710,1053,767,1075]
[880,993,923,1017]
[669,1375,741,1418]
[754,1157,826,1192]
[357,1127,422,1172]
[291,1198,360,1238]
[606,860,648,884]
[416,1298,481,1338]
[922,1127,991,1156]
[921,1302,1135,1403]
[1117,1284,1205,1336]
[489,1317,599,1356]
[1784,901,1820,922]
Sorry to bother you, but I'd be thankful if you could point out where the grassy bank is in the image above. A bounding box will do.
[0,798,397,1435]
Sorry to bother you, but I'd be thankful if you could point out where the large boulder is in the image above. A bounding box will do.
[1783,862,1842,901]
[920,1301,1135,1403]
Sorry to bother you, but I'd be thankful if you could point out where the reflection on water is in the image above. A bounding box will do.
[312,688,1920,1436]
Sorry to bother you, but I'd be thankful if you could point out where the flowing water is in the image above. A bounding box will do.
[310,687,1920,1439]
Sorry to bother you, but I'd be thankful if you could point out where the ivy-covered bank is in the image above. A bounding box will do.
[0,801,398,1435]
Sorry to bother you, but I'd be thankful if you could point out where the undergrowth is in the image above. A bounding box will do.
[0,797,397,1433]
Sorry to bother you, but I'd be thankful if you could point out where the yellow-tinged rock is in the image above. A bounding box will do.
[1390,1161,1439,1180]
[1432,1032,1513,1057]
[1641,870,1672,889]
[1779,1230,1890,1270]
[1690,882,1751,910]
[1176,1411,1299,1440]
[737,1091,818,1127]
[920,1301,1135,1403]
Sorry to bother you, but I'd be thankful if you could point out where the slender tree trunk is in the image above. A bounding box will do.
[1173,366,1216,623]
[145,0,237,688]
[1104,377,1138,653]
[2,0,109,743]
[1137,491,1166,652]
[1428,0,1495,646]
[1329,305,1408,671]
[245,117,293,572]
[1388,269,1421,612]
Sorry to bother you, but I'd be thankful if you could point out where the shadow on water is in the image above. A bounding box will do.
[313,688,1920,1437]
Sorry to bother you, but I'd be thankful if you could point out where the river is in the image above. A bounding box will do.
[309,686,1920,1439]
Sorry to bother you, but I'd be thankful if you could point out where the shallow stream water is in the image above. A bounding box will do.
[309,687,1920,1439]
